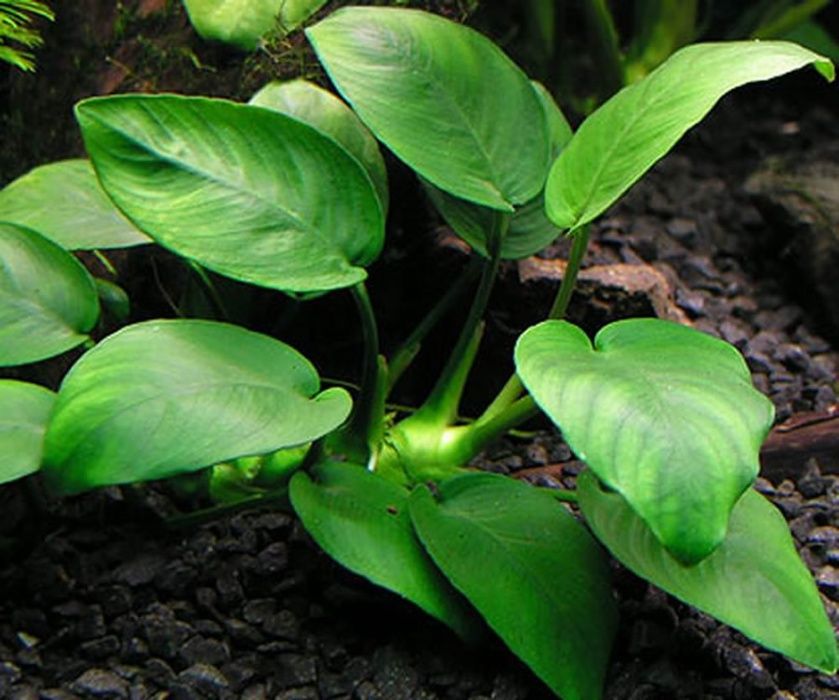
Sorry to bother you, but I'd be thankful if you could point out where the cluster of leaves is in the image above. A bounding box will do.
[0,0,53,71]
[0,6,836,699]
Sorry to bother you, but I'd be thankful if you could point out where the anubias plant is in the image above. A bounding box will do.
[0,7,836,699]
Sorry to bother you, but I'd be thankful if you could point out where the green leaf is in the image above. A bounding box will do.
[423,81,571,259]
[250,79,388,214]
[410,472,617,700]
[290,460,481,640]
[0,380,55,484]
[578,470,839,674]
[0,160,150,249]
[783,20,839,63]
[0,222,99,366]
[182,0,327,50]
[307,7,549,211]
[42,320,351,494]
[546,41,835,231]
[76,94,384,294]
[515,319,775,563]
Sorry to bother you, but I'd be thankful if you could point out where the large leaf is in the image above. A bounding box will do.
[424,81,571,259]
[578,470,839,674]
[515,319,774,563]
[289,461,480,640]
[182,0,328,50]
[546,41,835,231]
[76,94,384,294]
[410,472,617,700]
[250,79,388,214]
[0,222,99,366]
[307,7,549,211]
[0,380,55,484]
[0,160,149,249]
[42,320,351,494]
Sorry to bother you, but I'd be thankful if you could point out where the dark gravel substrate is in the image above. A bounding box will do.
[1,90,838,699]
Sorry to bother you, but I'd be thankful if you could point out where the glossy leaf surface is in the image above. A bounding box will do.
[0,223,99,366]
[290,461,480,639]
[410,472,617,700]
[0,380,55,484]
[0,160,149,249]
[77,94,383,294]
[515,319,774,563]
[546,41,834,231]
[250,79,388,213]
[183,0,327,49]
[578,470,839,674]
[307,7,549,210]
[43,320,351,494]
[423,82,571,259]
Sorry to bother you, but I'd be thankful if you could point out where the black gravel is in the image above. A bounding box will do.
[1,91,838,699]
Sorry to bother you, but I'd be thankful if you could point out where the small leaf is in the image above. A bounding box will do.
[76,94,384,294]
[250,79,388,214]
[307,7,549,210]
[546,41,834,231]
[515,319,774,563]
[0,380,55,484]
[0,223,99,366]
[0,160,150,249]
[578,470,839,674]
[290,461,480,640]
[423,81,571,259]
[43,320,351,494]
[410,472,617,700]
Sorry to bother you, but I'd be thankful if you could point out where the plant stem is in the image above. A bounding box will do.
[412,214,507,427]
[480,225,591,420]
[93,249,117,276]
[342,283,387,464]
[547,224,590,321]
[388,258,481,392]
[188,261,230,321]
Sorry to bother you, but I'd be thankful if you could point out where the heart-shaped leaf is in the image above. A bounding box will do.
[76,94,384,294]
[0,159,150,249]
[250,79,388,214]
[515,319,775,563]
[0,380,55,484]
[546,41,834,231]
[43,320,351,494]
[410,472,617,700]
[0,223,99,366]
[423,81,571,259]
[307,7,549,211]
[290,460,481,640]
[578,469,839,674]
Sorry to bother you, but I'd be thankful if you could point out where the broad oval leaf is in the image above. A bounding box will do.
[0,380,55,484]
[410,472,617,700]
[183,0,328,49]
[578,470,839,674]
[76,94,384,294]
[424,81,571,259]
[43,320,351,494]
[0,160,149,249]
[289,460,480,640]
[515,319,775,563]
[546,41,835,231]
[307,7,550,211]
[0,223,99,366]
[250,79,388,214]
